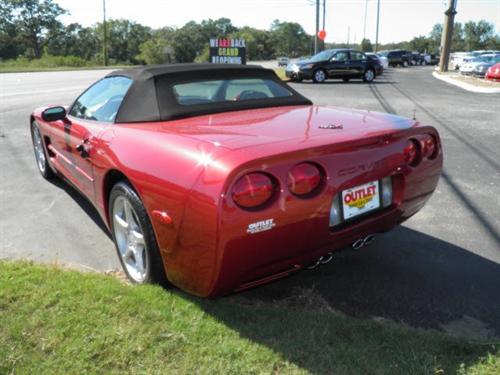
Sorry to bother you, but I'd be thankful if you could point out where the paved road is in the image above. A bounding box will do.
[1,66,499,336]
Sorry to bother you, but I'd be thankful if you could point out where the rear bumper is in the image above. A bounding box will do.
[161,126,443,297]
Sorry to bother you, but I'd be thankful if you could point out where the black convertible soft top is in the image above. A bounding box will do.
[106,63,312,123]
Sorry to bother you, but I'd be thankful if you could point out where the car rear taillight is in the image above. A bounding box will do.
[404,139,420,166]
[421,134,437,159]
[232,173,276,209]
[288,162,323,196]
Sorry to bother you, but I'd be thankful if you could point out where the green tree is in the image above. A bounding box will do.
[136,28,176,64]
[95,19,151,64]
[270,20,310,57]
[0,0,22,59]
[463,20,495,51]
[360,38,373,52]
[230,26,274,60]
[46,23,99,60]
[7,0,66,58]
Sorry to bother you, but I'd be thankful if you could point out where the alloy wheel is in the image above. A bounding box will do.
[32,125,46,174]
[364,70,375,82]
[112,196,148,282]
[314,70,326,83]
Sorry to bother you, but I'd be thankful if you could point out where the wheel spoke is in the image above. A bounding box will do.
[134,248,145,275]
[114,213,128,231]
[123,200,137,228]
[131,230,145,247]
[112,195,148,282]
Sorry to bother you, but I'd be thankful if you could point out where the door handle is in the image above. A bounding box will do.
[76,138,90,159]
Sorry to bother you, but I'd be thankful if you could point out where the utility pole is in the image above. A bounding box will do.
[375,0,380,52]
[439,0,458,72]
[363,0,368,40]
[347,26,350,48]
[314,0,320,54]
[322,0,326,31]
[103,0,108,66]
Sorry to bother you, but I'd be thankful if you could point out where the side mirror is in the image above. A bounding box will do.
[42,106,66,122]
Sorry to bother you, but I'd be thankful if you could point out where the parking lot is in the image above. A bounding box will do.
[1,66,499,336]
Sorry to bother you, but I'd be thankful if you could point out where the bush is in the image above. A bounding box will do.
[0,55,90,70]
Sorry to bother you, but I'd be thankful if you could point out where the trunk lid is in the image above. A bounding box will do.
[160,105,417,151]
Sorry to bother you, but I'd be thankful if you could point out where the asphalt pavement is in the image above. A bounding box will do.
[1,66,499,337]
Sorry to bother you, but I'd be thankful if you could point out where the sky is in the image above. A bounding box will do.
[55,0,500,44]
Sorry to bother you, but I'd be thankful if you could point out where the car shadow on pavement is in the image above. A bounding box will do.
[48,178,111,239]
[190,226,500,373]
[235,226,500,335]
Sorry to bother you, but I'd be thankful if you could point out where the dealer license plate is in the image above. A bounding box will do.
[342,181,380,220]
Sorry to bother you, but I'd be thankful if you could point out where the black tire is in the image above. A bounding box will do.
[109,181,169,286]
[312,69,327,83]
[342,78,350,82]
[30,121,56,180]
[363,69,375,83]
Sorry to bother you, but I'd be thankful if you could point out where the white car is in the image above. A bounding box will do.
[460,54,500,75]
[451,52,477,70]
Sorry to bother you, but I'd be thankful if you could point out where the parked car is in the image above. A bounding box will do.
[278,57,289,67]
[30,63,442,297]
[451,52,477,70]
[471,56,500,78]
[379,50,412,67]
[422,53,439,65]
[409,52,425,66]
[367,52,389,69]
[473,50,500,56]
[285,49,383,83]
[485,63,500,81]
[460,54,500,76]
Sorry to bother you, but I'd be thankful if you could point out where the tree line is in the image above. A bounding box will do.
[1,0,499,66]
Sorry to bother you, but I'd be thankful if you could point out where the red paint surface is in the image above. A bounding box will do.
[33,104,443,297]
[485,63,500,81]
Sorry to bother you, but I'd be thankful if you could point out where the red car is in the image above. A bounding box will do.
[31,64,443,297]
[485,63,500,81]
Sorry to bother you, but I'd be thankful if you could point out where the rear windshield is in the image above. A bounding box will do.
[172,78,292,106]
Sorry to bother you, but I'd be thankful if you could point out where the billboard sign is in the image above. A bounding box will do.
[209,38,246,64]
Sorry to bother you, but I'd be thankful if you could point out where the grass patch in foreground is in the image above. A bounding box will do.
[0,261,498,374]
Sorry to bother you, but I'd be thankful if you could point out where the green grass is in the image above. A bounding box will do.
[0,56,130,73]
[0,261,498,374]
[274,67,288,80]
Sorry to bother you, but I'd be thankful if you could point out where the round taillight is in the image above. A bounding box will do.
[421,135,437,159]
[404,139,420,166]
[232,173,275,209]
[288,162,323,196]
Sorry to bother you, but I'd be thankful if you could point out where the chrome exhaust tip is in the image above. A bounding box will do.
[352,234,376,250]
[363,234,376,246]
[352,239,365,250]
[306,252,334,270]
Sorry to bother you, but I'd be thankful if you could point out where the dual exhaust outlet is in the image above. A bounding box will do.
[306,234,377,270]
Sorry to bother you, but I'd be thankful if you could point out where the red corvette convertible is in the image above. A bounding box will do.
[31,64,442,297]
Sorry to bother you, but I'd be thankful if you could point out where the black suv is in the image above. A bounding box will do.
[285,49,383,83]
[379,50,412,67]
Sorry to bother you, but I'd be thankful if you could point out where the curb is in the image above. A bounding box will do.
[432,72,500,94]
